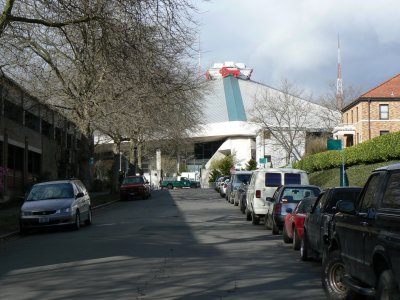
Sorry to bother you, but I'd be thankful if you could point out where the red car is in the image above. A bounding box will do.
[120,176,151,200]
[282,196,316,250]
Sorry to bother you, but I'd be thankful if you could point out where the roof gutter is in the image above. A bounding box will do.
[368,98,371,140]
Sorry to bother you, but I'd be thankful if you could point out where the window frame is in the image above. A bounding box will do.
[379,104,389,120]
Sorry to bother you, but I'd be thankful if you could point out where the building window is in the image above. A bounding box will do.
[4,99,23,124]
[380,130,390,136]
[380,104,389,120]
[25,111,40,132]
[356,107,359,122]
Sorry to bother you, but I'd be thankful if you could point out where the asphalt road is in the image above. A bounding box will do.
[0,188,327,300]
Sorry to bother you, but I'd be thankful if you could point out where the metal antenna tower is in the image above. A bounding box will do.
[336,34,344,110]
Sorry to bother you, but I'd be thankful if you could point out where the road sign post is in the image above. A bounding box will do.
[327,139,348,187]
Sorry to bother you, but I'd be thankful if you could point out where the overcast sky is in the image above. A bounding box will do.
[196,0,400,100]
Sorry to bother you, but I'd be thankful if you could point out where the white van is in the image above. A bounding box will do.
[245,168,309,224]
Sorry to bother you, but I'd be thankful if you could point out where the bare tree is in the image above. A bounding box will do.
[0,0,98,37]
[249,79,326,165]
[0,0,205,186]
[317,81,362,128]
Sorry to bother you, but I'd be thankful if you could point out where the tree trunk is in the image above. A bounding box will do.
[111,141,122,193]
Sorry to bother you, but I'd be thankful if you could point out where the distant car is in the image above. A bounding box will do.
[236,182,249,214]
[225,178,233,201]
[120,175,151,200]
[246,168,310,225]
[283,196,317,250]
[215,176,229,193]
[220,178,230,198]
[228,171,253,205]
[264,184,321,234]
[19,179,92,233]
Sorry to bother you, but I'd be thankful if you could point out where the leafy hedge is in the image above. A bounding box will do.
[293,131,400,173]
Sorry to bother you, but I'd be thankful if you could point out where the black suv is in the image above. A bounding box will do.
[301,187,362,261]
[264,184,321,234]
[322,163,400,299]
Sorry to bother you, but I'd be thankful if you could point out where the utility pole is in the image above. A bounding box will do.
[336,34,344,110]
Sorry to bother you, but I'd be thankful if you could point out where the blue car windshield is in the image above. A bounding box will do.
[27,183,74,201]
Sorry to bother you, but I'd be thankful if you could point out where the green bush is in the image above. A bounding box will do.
[294,132,400,173]
[208,155,235,182]
[245,158,257,171]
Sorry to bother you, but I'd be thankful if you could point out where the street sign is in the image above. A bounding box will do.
[327,139,342,150]
[259,158,266,164]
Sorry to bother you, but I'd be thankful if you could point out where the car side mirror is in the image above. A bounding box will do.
[336,200,355,214]
[286,207,293,214]
[76,192,84,198]
[145,180,149,184]
[266,197,274,202]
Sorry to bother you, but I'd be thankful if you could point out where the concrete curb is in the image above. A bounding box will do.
[0,200,119,242]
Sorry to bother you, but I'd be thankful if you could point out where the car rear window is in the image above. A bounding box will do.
[123,177,144,184]
[281,187,320,202]
[236,174,252,183]
[265,173,281,187]
[284,173,301,184]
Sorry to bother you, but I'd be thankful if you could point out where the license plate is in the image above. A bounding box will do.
[39,217,49,223]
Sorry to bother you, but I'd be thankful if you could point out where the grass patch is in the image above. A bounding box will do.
[309,160,400,189]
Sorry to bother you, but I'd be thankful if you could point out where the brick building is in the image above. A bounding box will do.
[0,76,87,198]
[333,74,400,147]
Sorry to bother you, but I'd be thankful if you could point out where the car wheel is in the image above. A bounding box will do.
[251,211,259,225]
[272,219,280,235]
[240,202,245,214]
[293,228,301,250]
[321,250,356,300]
[300,232,309,261]
[246,209,252,221]
[376,270,400,300]
[167,184,173,190]
[84,207,92,226]
[73,211,81,230]
[283,225,292,243]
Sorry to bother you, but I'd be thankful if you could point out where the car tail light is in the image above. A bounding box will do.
[255,190,261,198]
[274,203,282,214]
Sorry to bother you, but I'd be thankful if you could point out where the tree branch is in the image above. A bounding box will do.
[8,14,99,28]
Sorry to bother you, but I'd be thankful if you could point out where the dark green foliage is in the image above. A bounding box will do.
[294,132,400,173]
[245,158,257,170]
[208,169,222,183]
[208,155,235,182]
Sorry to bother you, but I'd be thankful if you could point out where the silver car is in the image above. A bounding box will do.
[19,179,92,233]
